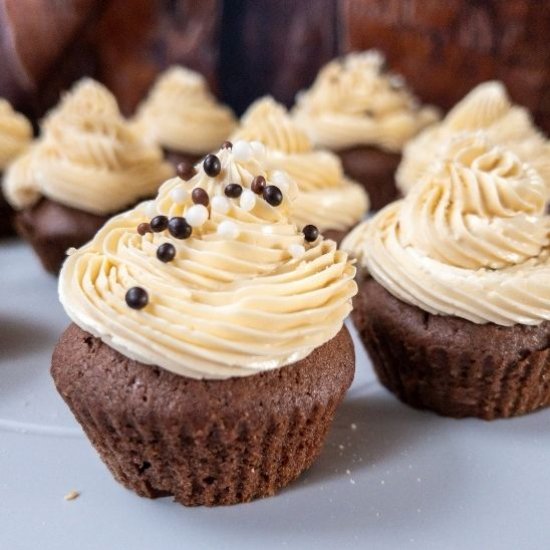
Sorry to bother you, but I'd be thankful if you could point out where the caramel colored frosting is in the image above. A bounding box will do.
[59,143,357,379]
[293,51,439,152]
[342,135,550,326]
[133,66,237,155]
[232,97,369,231]
[0,99,32,170]
[397,81,550,194]
[4,79,173,214]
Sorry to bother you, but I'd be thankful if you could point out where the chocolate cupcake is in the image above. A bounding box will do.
[293,51,439,210]
[231,97,369,242]
[397,81,550,196]
[0,99,32,237]
[52,142,357,506]
[132,66,237,168]
[342,134,550,420]
[3,79,173,274]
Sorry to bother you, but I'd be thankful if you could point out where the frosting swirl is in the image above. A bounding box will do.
[59,144,357,379]
[342,135,550,326]
[293,51,439,152]
[397,81,550,194]
[231,97,369,231]
[133,66,237,155]
[4,79,173,214]
[0,99,32,170]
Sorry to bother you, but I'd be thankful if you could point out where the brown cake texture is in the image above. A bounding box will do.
[51,323,355,506]
[163,149,202,170]
[336,146,401,211]
[14,198,109,275]
[353,277,550,420]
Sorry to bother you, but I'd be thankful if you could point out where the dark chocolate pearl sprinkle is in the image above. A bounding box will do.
[221,140,233,149]
[150,215,168,232]
[224,183,243,198]
[156,242,176,263]
[125,287,148,310]
[263,185,283,206]
[303,224,319,243]
[168,217,192,239]
[176,161,196,181]
[192,187,209,206]
[203,154,221,177]
[137,222,152,236]
[251,175,266,194]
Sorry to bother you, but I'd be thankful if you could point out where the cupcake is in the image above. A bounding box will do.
[231,97,369,242]
[132,66,237,168]
[293,51,439,210]
[0,99,32,237]
[397,81,550,195]
[3,79,173,275]
[52,142,357,506]
[343,134,550,420]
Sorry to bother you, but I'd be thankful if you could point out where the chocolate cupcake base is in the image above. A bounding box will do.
[15,198,109,275]
[0,193,15,237]
[52,324,355,506]
[353,277,550,420]
[337,146,401,211]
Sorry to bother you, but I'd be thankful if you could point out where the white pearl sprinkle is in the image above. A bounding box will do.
[145,201,157,218]
[211,195,230,214]
[271,170,291,192]
[217,220,240,239]
[288,244,305,259]
[232,140,253,162]
[186,204,209,227]
[250,140,266,159]
[170,187,188,205]
[240,189,256,211]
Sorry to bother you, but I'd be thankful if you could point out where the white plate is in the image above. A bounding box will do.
[1,238,549,550]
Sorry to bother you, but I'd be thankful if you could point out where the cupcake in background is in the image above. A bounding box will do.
[293,51,439,210]
[3,79,173,275]
[231,96,369,242]
[52,142,357,506]
[397,81,550,196]
[343,133,550,420]
[0,99,32,237]
[132,66,237,168]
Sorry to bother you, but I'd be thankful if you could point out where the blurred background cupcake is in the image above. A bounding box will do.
[3,79,173,274]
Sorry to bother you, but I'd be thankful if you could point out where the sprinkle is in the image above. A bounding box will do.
[156,242,176,263]
[232,140,253,162]
[137,222,152,236]
[288,244,305,259]
[221,140,233,149]
[64,490,80,501]
[125,287,148,310]
[168,217,192,239]
[145,201,157,218]
[350,423,357,431]
[303,224,319,243]
[176,161,196,181]
[150,215,168,232]
[211,195,230,214]
[217,220,240,239]
[203,154,221,177]
[186,204,209,227]
[224,183,243,198]
[66,247,77,256]
[191,187,209,206]
[263,185,283,206]
[250,140,266,158]
[170,187,188,204]
[271,170,291,192]
[240,189,256,212]
[251,175,266,194]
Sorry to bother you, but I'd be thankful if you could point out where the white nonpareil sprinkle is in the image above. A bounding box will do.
[170,187,188,205]
[217,220,240,239]
[240,189,256,212]
[232,140,253,162]
[271,170,291,192]
[186,204,209,227]
[250,140,266,159]
[288,244,305,259]
[211,195,230,214]
[145,201,157,218]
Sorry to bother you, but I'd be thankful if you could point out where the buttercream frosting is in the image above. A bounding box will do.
[342,134,550,326]
[133,66,237,155]
[293,51,439,152]
[397,81,550,195]
[0,99,32,170]
[232,97,369,231]
[4,79,173,214]
[59,143,357,379]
